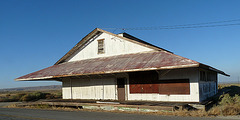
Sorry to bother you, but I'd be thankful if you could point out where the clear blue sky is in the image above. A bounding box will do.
[0,0,240,89]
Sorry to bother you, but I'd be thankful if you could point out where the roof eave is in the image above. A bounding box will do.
[15,63,199,81]
[199,63,230,77]
[54,28,102,65]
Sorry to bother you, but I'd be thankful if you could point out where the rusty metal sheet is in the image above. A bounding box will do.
[158,79,190,95]
[129,71,190,94]
[16,51,200,81]
[129,71,159,93]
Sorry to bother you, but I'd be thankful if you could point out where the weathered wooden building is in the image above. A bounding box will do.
[16,28,229,103]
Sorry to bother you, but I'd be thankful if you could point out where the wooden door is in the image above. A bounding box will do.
[117,78,126,101]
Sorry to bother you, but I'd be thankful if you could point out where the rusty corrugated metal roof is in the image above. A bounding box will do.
[16,51,202,81]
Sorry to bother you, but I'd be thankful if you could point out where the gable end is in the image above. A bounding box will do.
[55,28,172,65]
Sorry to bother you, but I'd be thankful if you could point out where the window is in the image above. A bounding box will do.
[207,72,217,81]
[200,70,217,81]
[98,39,104,54]
[200,71,206,81]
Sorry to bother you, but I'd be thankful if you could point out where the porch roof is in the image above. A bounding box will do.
[15,51,229,81]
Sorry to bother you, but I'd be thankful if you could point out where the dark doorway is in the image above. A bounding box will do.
[117,78,126,101]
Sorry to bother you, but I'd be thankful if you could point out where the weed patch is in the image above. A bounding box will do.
[0,91,62,102]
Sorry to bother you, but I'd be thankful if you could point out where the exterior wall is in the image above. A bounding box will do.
[127,68,200,102]
[62,77,117,100]
[66,32,154,62]
[62,78,72,99]
[62,69,201,102]
[199,72,217,102]
[199,81,217,102]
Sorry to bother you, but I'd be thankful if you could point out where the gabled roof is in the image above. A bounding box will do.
[15,28,229,81]
[14,51,198,81]
[120,32,172,53]
[55,28,172,65]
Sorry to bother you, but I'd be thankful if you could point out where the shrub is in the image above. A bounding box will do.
[45,93,54,99]
[219,94,234,105]
[20,94,32,101]
[19,92,47,102]
[233,94,240,105]
[209,93,240,116]
[53,92,62,99]
[0,91,61,102]
[0,98,10,102]
[6,94,11,97]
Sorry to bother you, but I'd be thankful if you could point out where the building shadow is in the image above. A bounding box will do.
[205,85,240,111]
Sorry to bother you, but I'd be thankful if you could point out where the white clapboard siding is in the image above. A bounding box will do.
[62,77,117,100]
[66,32,154,62]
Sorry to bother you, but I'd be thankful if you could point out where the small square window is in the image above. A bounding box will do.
[98,39,104,54]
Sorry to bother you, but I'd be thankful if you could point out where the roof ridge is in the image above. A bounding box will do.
[119,32,172,53]
[97,28,172,53]
[55,28,172,65]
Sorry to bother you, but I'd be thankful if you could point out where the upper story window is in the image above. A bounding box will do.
[200,71,206,81]
[98,39,105,54]
[200,70,217,81]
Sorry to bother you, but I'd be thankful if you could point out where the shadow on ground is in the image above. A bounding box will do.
[205,85,240,111]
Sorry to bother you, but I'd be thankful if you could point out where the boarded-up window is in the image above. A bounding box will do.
[98,39,104,54]
[129,71,159,93]
[129,71,190,95]
[158,79,190,95]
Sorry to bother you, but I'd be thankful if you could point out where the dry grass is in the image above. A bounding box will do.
[4,84,240,117]
[207,94,240,116]
[0,90,62,102]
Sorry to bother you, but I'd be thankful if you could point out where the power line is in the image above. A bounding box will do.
[102,18,240,31]
[125,23,240,30]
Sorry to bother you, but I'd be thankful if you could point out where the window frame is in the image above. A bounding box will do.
[97,39,105,54]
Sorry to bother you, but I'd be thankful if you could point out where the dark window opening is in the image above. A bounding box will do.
[98,39,104,54]
[200,71,206,81]
[200,70,217,81]
[117,78,126,88]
